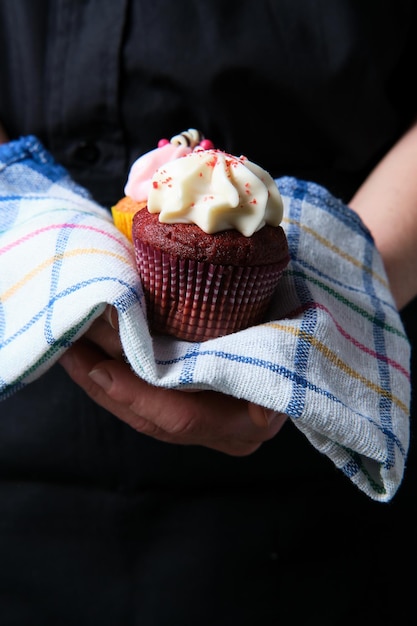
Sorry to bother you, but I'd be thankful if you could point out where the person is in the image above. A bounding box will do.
[0,1,416,623]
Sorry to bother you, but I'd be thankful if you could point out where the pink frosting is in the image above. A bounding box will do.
[124,143,192,201]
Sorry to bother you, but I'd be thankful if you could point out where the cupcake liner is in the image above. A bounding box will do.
[134,241,288,341]
[111,199,146,241]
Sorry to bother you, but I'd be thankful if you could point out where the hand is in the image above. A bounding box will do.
[0,122,9,144]
[59,306,288,456]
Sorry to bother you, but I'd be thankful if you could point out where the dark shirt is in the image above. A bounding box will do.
[0,2,416,624]
[2,0,417,206]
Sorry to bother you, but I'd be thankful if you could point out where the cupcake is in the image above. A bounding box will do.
[131,142,290,342]
[111,129,211,241]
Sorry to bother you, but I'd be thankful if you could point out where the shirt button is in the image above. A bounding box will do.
[71,141,100,164]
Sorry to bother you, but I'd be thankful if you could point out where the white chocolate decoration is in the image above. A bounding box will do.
[147,149,283,237]
[170,128,204,148]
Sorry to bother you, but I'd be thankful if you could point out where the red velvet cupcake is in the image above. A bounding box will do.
[131,145,289,342]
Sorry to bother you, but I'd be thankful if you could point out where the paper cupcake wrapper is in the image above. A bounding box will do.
[134,241,288,341]
[111,200,146,241]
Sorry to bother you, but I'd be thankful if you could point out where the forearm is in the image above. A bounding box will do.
[349,119,417,310]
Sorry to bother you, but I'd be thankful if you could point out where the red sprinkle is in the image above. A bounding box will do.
[158,138,170,147]
[206,154,218,168]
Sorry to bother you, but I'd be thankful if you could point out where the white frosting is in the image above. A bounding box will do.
[147,150,283,237]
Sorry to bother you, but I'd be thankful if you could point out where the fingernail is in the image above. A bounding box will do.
[104,305,118,330]
[89,368,113,392]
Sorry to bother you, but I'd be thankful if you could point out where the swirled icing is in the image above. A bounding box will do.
[147,149,283,236]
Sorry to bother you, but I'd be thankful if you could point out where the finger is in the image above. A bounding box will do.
[103,304,119,331]
[93,361,263,454]
[59,339,165,435]
[118,378,274,453]
[84,314,124,360]
[248,402,288,433]
[59,340,280,455]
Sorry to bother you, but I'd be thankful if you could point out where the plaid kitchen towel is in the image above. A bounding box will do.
[0,136,411,502]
